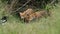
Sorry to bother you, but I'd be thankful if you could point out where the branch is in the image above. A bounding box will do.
[12,0,31,14]
[49,0,56,5]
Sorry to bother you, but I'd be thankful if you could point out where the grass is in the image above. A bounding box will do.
[0,1,60,34]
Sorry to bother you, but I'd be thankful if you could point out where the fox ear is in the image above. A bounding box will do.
[20,12,22,15]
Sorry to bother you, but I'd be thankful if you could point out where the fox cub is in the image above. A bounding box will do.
[19,8,34,19]
[24,10,48,23]
[19,9,48,23]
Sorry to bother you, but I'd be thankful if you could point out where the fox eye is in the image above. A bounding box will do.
[27,14,29,16]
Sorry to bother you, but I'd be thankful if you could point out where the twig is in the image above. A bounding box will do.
[12,0,31,14]
[49,0,56,5]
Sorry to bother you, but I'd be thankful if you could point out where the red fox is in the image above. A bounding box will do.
[24,10,47,23]
[19,8,34,19]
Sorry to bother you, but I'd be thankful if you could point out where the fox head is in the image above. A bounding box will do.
[20,12,25,19]
[19,12,26,19]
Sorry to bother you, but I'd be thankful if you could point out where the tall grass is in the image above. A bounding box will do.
[0,1,60,34]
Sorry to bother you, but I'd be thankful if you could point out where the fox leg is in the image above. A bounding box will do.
[24,18,29,23]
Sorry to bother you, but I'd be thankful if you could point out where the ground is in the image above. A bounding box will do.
[0,2,60,34]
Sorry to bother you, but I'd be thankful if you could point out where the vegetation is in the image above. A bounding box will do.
[0,0,60,34]
[0,0,59,14]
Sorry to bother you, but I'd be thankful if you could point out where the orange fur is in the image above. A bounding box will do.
[19,8,34,19]
[24,10,47,23]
